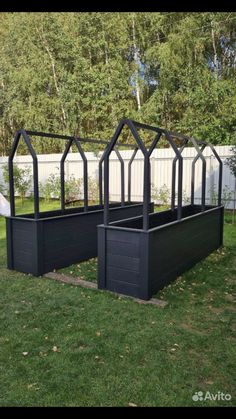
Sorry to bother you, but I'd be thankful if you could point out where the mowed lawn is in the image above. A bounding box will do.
[0,200,235,406]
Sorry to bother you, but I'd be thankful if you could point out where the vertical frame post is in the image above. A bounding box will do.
[143,154,150,230]
[103,155,109,225]
[171,141,188,211]
[8,132,21,217]
[114,148,125,206]
[98,145,109,206]
[74,139,88,211]
[60,139,73,212]
[164,131,183,220]
[22,132,39,219]
[190,143,206,211]
[209,144,223,206]
[128,148,138,202]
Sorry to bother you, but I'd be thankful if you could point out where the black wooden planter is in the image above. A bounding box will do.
[97,119,224,300]
[7,201,154,276]
[98,204,224,300]
[6,128,152,276]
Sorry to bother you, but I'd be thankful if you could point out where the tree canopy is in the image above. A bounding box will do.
[1,12,236,155]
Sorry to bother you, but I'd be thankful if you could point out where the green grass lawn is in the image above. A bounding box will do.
[0,199,235,406]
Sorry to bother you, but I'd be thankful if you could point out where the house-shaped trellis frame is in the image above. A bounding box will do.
[6,129,153,276]
[97,119,224,300]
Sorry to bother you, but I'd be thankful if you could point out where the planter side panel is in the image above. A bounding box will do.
[6,218,38,275]
[43,203,148,273]
[97,227,149,299]
[149,207,224,294]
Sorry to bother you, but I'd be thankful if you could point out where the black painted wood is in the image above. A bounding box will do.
[6,202,153,276]
[148,207,223,296]
[97,205,224,300]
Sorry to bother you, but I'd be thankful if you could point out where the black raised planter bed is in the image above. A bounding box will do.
[7,201,153,276]
[97,119,224,300]
[98,204,224,300]
[6,128,151,276]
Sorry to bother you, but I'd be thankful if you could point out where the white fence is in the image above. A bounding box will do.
[0,145,235,209]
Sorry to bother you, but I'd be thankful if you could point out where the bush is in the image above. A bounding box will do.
[88,177,99,204]
[40,173,83,204]
[65,175,83,203]
[40,173,61,202]
[151,183,170,207]
[209,183,232,209]
[2,163,32,203]
[183,189,190,205]
[0,182,4,195]
[226,144,236,178]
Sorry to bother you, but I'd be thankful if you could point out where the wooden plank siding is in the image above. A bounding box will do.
[98,205,224,300]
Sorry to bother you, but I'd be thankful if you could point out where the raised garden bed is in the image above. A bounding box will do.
[98,204,224,300]
[7,201,153,276]
[97,119,224,300]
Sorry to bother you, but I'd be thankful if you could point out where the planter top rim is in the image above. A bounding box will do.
[6,201,145,222]
[97,205,224,234]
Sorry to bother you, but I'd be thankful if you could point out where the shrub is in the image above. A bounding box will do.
[40,173,61,202]
[88,177,99,204]
[40,173,83,204]
[2,163,32,203]
[65,175,83,204]
[226,144,236,178]
[151,183,170,207]
[209,183,232,208]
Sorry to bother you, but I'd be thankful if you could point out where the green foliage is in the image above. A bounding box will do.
[182,190,190,205]
[2,163,32,202]
[0,200,235,406]
[209,183,233,208]
[40,173,61,202]
[222,186,233,209]
[151,183,170,207]
[0,182,4,195]
[1,12,236,154]
[226,144,236,178]
[88,177,99,203]
[65,175,83,204]
[40,172,83,204]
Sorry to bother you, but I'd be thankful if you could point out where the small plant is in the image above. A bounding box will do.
[65,175,83,204]
[151,183,170,208]
[222,185,233,209]
[40,173,83,204]
[2,163,32,203]
[226,144,236,178]
[183,189,190,205]
[209,184,218,206]
[40,173,61,202]
[88,177,99,204]
[0,182,4,195]
[209,183,233,209]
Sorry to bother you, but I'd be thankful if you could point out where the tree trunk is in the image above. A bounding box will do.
[132,16,141,111]
[36,27,67,129]
[211,21,218,79]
